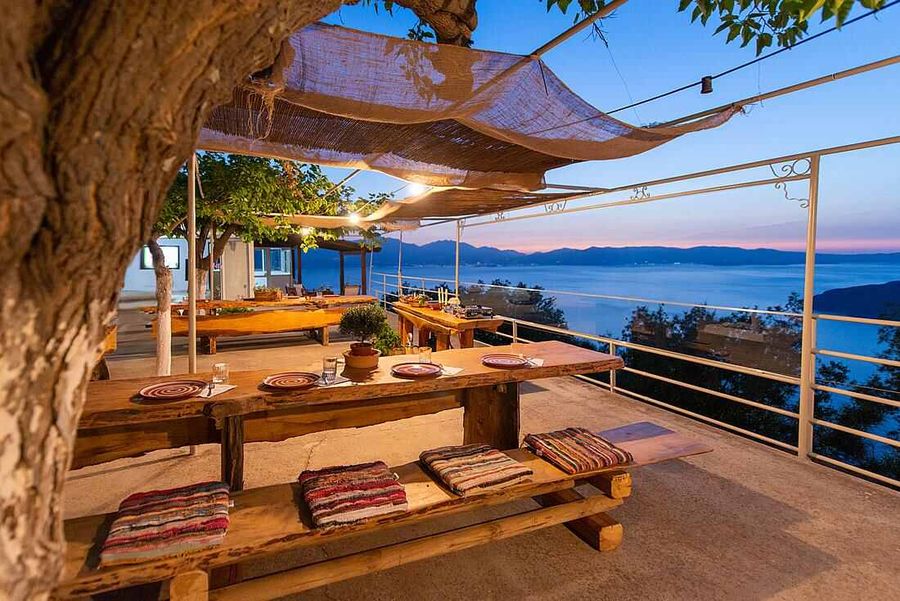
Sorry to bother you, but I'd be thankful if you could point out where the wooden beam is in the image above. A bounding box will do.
[220,416,244,492]
[171,571,209,601]
[536,488,623,552]
[207,493,621,601]
[463,383,519,450]
[587,470,632,499]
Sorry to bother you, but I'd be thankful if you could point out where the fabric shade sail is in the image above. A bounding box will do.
[200,23,740,191]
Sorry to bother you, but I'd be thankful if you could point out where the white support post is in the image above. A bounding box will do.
[187,153,198,374]
[511,320,519,344]
[455,219,462,296]
[797,154,821,460]
[609,341,617,393]
[397,231,403,296]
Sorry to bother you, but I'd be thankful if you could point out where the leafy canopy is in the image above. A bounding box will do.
[545,0,887,54]
[158,153,386,255]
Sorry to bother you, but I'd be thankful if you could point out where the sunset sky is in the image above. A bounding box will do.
[321,2,900,254]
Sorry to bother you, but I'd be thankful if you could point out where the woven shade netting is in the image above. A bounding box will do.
[366,188,581,220]
[200,23,739,191]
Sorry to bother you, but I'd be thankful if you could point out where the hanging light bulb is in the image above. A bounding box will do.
[348,212,361,225]
[300,227,313,237]
[700,76,713,94]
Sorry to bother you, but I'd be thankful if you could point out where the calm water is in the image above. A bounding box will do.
[303,262,898,379]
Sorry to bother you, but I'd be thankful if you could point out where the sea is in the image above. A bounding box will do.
[303,261,899,383]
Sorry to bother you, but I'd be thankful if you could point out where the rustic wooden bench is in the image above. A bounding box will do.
[58,422,710,600]
[157,308,345,354]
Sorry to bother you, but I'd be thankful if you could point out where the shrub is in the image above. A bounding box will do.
[340,304,388,343]
[373,323,403,355]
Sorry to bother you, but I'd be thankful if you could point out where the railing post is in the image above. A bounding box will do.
[382,273,387,308]
[608,341,617,393]
[797,155,820,461]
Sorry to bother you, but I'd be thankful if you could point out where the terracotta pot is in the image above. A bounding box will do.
[350,342,378,355]
[343,349,381,370]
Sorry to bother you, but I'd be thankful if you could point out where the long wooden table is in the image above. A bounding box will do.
[142,294,376,314]
[393,301,503,349]
[76,341,623,490]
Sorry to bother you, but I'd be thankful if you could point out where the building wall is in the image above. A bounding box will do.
[122,237,189,297]
[221,239,253,300]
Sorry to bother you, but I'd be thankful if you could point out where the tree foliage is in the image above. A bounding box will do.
[158,153,385,270]
[544,0,887,54]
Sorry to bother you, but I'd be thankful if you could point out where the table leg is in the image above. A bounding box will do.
[463,383,519,449]
[221,416,244,491]
[417,327,430,348]
[458,330,475,348]
[398,316,410,345]
[435,333,451,351]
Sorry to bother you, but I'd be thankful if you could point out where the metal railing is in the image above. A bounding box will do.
[372,271,899,488]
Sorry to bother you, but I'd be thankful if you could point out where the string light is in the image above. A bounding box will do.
[348,212,361,225]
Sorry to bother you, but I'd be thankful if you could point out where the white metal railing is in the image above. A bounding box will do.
[372,272,899,488]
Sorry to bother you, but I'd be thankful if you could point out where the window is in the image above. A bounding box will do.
[140,245,180,269]
[269,248,292,275]
[253,248,266,275]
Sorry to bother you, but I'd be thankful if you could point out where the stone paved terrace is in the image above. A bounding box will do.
[66,324,900,601]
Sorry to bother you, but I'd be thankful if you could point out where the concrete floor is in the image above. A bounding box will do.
[67,325,900,601]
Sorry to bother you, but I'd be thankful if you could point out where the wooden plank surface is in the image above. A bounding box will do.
[393,302,503,332]
[58,422,710,598]
[142,295,375,313]
[80,341,623,429]
[165,309,343,338]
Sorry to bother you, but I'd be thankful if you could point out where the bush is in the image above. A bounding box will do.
[373,323,403,355]
[340,304,388,343]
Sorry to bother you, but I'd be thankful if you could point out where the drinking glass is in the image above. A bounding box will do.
[418,346,432,364]
[322,356,338,384]
[212,363,229,385]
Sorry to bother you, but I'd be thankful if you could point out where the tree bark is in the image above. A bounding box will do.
[148,238,173,376]
[0,2,343,598]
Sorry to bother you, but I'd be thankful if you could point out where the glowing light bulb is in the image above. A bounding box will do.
[300,227,313,236]
[348,212,360,225]
[408,182,427,195]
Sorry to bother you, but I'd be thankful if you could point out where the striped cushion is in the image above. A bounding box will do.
[524,428,633,474]
[100,481,230,566]
[299,461,408,527]
[420,444,533,495]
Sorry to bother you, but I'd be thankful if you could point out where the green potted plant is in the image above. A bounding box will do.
[339,305,388,369]
[254,285,283,302]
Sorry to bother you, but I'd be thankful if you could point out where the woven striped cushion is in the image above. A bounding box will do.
[100,481,230,566]
[299,461,408,527]
[524,428,633,474]
[420,444,533,495]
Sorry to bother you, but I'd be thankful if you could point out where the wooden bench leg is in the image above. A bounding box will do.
[463,383,519,449]
[201,336,217,354]
[458,330,475,348]
[435,333,451,351]
[588,470,632,499]
[221,416,244,492]
[320,326,329,346]
[171,570,208,601]
[536,488,624,552]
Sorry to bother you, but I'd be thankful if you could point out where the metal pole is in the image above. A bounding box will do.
[609,342,617,393]
[397,231,403,296]
[187,153,198,373]
[382,273,387,308]
[797,154,821,460]
[455,220,462,296]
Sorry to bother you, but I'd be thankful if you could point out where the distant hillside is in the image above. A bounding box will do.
[813,280,900,319]
[366,239,900,268]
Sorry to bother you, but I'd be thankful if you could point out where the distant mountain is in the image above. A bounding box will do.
[813,280,900,319]
[368,239,900,268]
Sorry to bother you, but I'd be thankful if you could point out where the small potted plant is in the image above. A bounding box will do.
[339,305,389,369]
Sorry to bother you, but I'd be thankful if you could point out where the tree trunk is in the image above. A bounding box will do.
[197,266,210,301]
[0,2,342,598]
[148,238,173,376]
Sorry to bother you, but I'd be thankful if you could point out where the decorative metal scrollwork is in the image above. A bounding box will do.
[544,200,568,213]
[630,186,650,200]
[768,158,811,208]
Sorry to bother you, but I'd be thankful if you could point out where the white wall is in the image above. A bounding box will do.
[122,237,189,297]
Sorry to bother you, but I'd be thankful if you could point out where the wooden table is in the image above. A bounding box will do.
[141,294,376,313]
[393,301,503,349]
[76,341,622,491]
